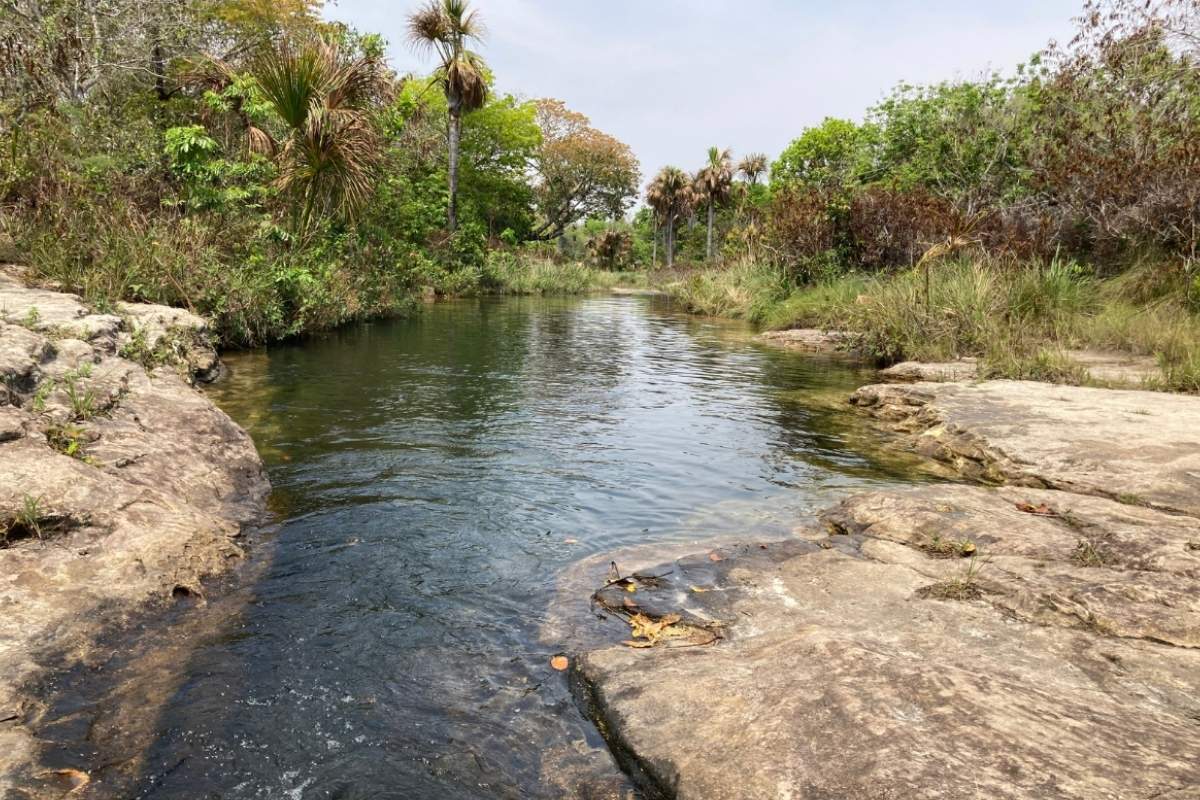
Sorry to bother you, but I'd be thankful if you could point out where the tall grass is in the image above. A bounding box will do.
[662,257,1200,392]
[481,253,620,295]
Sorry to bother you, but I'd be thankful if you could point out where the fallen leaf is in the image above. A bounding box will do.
[708,552,724,562]
[689,585,709,593]
[629,612,682,643]
[1016,502,1057,517]
[564,538,579,544]
[550,655,569,671]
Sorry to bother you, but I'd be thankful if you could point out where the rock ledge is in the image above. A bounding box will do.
[0,266,269,793]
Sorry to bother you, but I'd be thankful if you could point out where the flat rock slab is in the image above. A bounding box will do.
[880,359,980,382]
[851,380,1200,515]
[757,329,856,356]
[577,490,1200,800]
[879,351,1161,386]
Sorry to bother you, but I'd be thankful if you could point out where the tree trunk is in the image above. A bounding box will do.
[666,215,675,268]
[652,223,658,266]
[448,107,462,232]
[706,201,715,261]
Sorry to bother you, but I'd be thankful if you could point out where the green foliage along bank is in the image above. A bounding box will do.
[0,0,640,346]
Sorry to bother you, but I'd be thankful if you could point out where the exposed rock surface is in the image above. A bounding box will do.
[880,358,981,383]
[0,266,268,794]
[879,350,1161,386]
[851,380,1200,514]
[757,328,856,356]
[578,378,1200,799]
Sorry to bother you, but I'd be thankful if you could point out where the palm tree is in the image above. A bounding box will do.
[407,0,489,232]
[647,166,693,268]
[694,146,733,261]
[738,153,769,188]
[251,37,389,238]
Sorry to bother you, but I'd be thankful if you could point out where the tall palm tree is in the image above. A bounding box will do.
[251,37,389,238]
[694,146,733,261]
[647,166,693,268]
[738,153,769,188]
[407,0,489,232]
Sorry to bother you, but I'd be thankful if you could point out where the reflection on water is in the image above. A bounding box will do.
[116,296,915,798]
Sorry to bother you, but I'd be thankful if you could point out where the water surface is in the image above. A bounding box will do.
[125,296,917,798]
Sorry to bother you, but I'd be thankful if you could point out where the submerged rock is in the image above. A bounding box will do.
[0,267,268,794]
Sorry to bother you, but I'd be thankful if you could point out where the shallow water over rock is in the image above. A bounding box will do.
[55,296,925,798]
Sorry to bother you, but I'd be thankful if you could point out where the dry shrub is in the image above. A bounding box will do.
[845,186,958,270]
[765,187,838,279]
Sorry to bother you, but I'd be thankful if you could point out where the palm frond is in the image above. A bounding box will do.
[407,2,451,51]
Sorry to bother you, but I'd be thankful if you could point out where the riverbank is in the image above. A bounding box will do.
[573,376,1200,799]
[0,265,269,796]
[641,259,1200,393]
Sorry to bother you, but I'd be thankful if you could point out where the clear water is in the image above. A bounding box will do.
[74,296,920,798]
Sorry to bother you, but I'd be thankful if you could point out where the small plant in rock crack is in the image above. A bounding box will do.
[21,306,41,329]
[1073,539,1108,568]
[62,375,97,421]
[921,533,977,559]
[918,552,992,601]
[46,423,93,462]
[2,494,45,545]
[29,380,53,413]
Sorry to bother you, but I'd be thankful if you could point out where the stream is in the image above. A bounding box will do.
[41,295,924,798]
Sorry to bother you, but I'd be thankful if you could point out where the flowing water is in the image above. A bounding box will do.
[44,296,926,799]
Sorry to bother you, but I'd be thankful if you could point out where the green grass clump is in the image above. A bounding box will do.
[481,254,619,295]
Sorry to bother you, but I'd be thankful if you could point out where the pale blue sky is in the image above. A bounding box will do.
[324,0,1082,181]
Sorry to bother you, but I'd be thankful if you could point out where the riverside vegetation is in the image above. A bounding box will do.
[0,0,638,347]
[631,0,1200,392]
[2,0,1199,394]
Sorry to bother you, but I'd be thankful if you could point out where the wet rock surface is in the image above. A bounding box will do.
[578,379,1200,799]
[0,266,268,794]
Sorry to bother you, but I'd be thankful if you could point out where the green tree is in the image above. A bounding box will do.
[771,117,875,190]
[869,78,1029,216]
[694,146,734,261]
[406,0,489,232]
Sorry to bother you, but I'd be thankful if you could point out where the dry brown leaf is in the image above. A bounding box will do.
[689,585,709,593]
[1016,501,1057,517]
[708,552,724,562]
[550,655,569,671]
